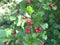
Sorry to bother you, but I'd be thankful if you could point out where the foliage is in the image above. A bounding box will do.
[44,0,60,45]
[0,0,48,45]
[0,0,60,45]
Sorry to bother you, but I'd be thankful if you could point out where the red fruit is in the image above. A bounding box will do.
[37,27,42,31]
[29,21,34,25]
[12,30,16,34]
[26,27,31,31]
[22,16,26,19]
[35,27,42,33]
[26,20,31,24]
[17,9,20,13]
[26,30,30,34]
[30,0,33,2]
[26,1,29,5]
[41,42,44,45]
[26,20,33,25]
[49,4,56,7]
[26,27,31,34]
[35,29,39,33]
[4,41,7,45]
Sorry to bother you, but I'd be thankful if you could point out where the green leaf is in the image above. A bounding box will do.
[17,15,22,26]
[58,33,60,39]
[33,39,40,45]
[39,0,52,3]
[0,29,8,45]
[10,16,16,21]
[52,6,57,10]
[32,12,43,25]
[43,4,51,10]
[39,0,45,2]
[58,25,60,29]
[42,35,47,40]
[40,23,48,30]
[21,20,26,29]
[32,33,37,39]
[39,11,45,16]
[26,6,34,15]
[53,30,59,36]
[0,30,6,38]
[0,39,4,45]
[6,28,13,37]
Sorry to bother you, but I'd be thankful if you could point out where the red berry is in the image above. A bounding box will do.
[37,27,42,31]
[26,30,30,34]
[26,1,29,5]
[29,21,34,25]
[12,30,16,34]
[41,42,44,45]
[35,27,42,33]
[4,41,7,45]
[30,0,33,2]
[22,16,26,19]
[26,27,31,34]
[26,20,33,25]
[26,20,31,24]
[17,9,20,13]
[35,29,39,33]
[26,27,31,31]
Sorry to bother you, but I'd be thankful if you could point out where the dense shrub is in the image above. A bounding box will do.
[0,0,60,45]
[44,0,60,45]
[0,0,48,45]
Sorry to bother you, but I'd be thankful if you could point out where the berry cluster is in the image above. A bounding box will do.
[25,26,42,34]
[22,16,42,34]
[26,27,31,34]
[26,20,33,25]
[26,0,33,5]
[35,27,42,33]
[16,0,33,14]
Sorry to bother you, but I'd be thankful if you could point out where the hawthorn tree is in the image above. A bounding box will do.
[0,0,58,45]
[0,0,48,45]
